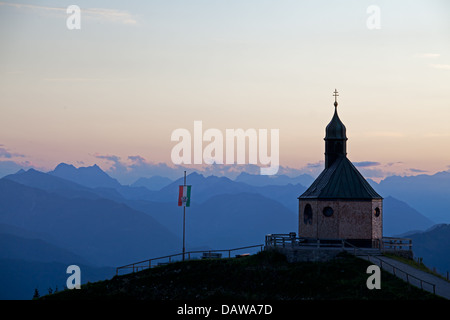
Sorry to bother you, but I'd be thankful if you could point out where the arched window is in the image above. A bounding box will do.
[374,207,380,217]
[323,206,334,217]
[304,204,313,225]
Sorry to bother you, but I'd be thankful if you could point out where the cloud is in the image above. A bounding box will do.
[0,2,138,25]
[0,2,61,12]
[279,161,324,178]
[0,144,40,178]
[0,160,27,178]
[0,148,14,159]
[411,53,450,71]
[409,168,428,173]
[357,167,386,179]
[0,147,25,159]
[83,7,138,25]
[92,153,126,171]
[128,155,146,164]
[93,154,121,163]
[386,161,404,167]
[305,161,323,169]
[0,158,46,179]
[90,154,431,185]
[430,64,450,70]
[353,161,381,167]
[92,153,322,184]
[92,153,184,184]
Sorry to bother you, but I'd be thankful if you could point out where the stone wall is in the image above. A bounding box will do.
[371,199,383,239]
[298,199,383,241]
[266,246,343,263]
[339,201,371,238]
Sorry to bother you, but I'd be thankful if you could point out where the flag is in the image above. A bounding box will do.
[178,185,191,207]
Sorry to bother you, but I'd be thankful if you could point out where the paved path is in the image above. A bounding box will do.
[358,255,450,299]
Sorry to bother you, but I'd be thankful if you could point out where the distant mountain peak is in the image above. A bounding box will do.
[79,164,106,174]
[424,223,449,232]
[49,163,121,189]
[188,172,202,178]
[53,163,103,173]
[432,171,450,178]
[54,162,76,170]
[131,176,173,191]
[234,171,312,187]
[25,168,40,174]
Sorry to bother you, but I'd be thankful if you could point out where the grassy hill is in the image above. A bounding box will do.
[41,250,440,300]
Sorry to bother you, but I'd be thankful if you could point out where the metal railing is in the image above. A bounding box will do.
[116,235,436,296]
[379,237,413,251]
[265,234,348,249]
[341,239,436,295]
[115,244,264,276]
[265,233,435,295]
[265,234,413,252]
[366,254,436,294]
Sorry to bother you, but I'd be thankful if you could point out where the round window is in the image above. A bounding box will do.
[374,207,380,217]
[323,206,334,217]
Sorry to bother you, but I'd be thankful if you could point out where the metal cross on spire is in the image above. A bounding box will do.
[333,89,339,108]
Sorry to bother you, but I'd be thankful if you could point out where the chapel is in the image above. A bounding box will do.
[298,90,383,247]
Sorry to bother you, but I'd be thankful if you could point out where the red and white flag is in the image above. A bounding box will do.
[178,185,191,207]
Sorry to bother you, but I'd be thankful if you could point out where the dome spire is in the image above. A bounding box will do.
[324,88,347,168]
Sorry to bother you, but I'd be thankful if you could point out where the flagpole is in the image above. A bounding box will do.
[182,170,186,261]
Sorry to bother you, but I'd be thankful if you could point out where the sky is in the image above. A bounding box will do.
[0,0,449,184]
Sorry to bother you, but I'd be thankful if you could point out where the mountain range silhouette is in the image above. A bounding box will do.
[0,163,449,299]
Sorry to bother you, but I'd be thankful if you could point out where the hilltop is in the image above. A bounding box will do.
[42,250,439,300]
